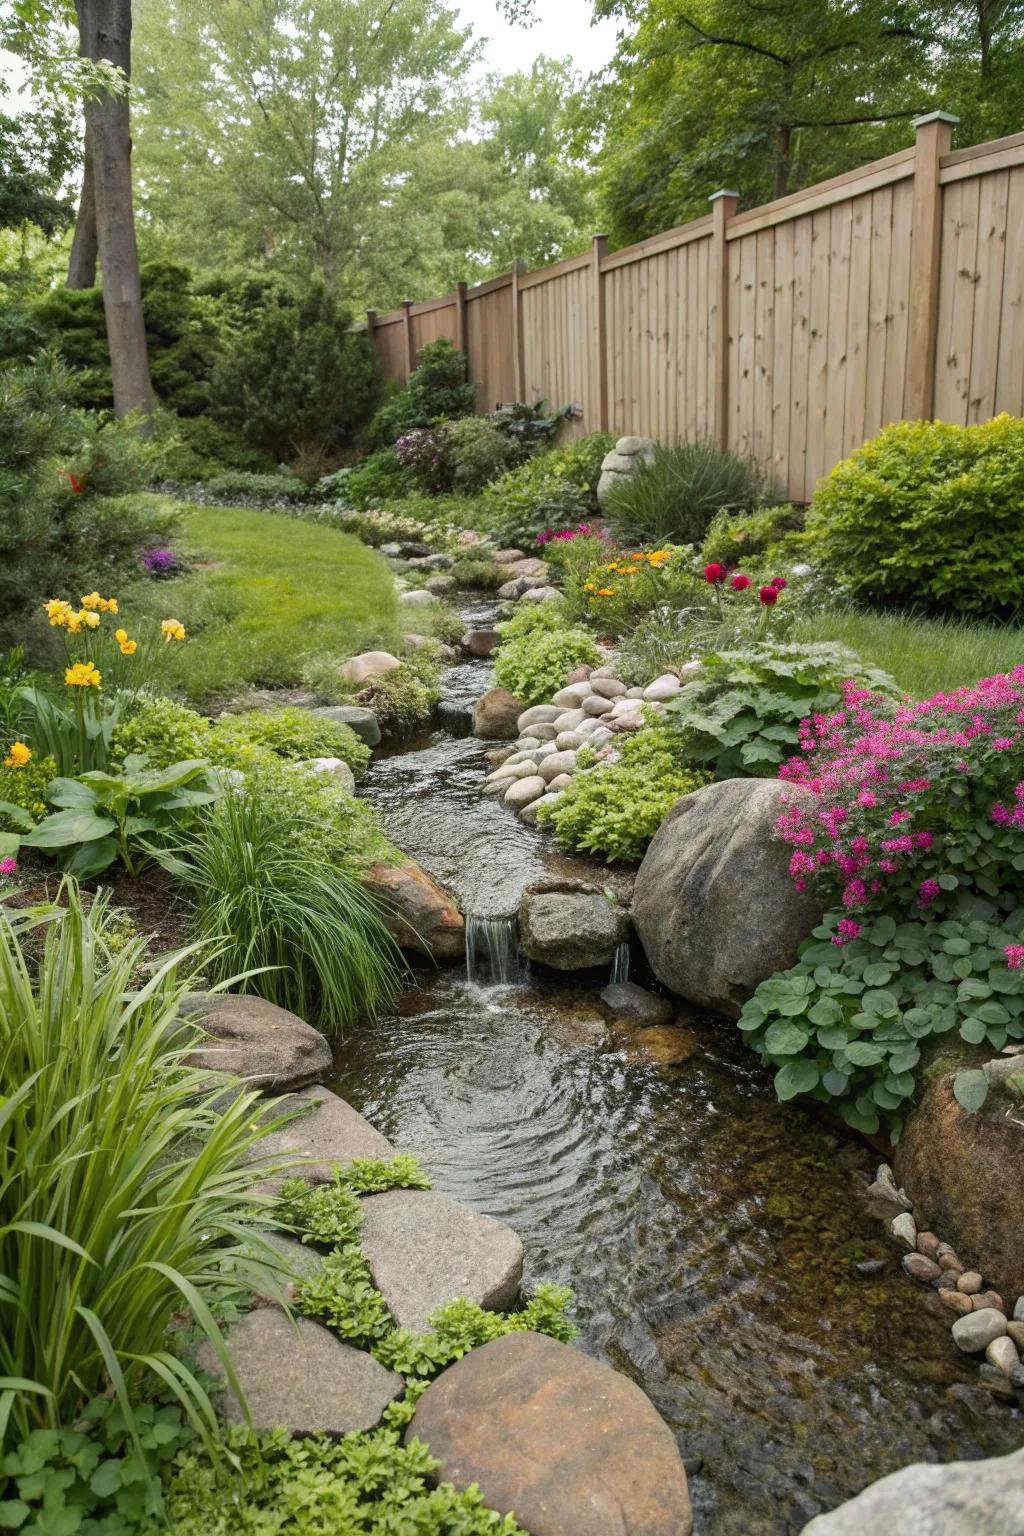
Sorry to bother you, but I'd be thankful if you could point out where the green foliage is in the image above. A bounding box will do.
[158,414,276,483]
[201,471,312,504]
[0,751,55,831]
[604,440,775,547]
[439,416,517,492]
[665,642,899,778]
[701,503,806,567]
[480,432,614,548]
[278,1158,432,1247]
[373,1287,578,1380]
[326,450,416,511]
[493,603,600,707]
[0,883,287,1467]
[371,341,476,446]
[110,695,214,772]
[539,725,712,864]
[808,414,1024,618]
[160,782,402,1035]
[563,546,711,639]
[211,707,371,777]
[357,668,436,742]
[739,897,1024,1138]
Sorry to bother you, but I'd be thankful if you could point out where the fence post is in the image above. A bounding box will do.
[401,299,416,381]
[511,263,526,402]
[904,111,959,421]
[591,234,610,432]
[454,281,468,357]
[710,189,738,451]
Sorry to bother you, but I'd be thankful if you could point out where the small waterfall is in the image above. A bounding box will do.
[609,941,631,986]
[466,915,523,988]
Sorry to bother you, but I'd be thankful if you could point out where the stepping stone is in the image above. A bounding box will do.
[181,992,331,1094]
[406,1331,692,1536]
[360,1190,523,1332]
[199,1307,402,1434]
[312,704,381,747]
[249,1085,395,1196]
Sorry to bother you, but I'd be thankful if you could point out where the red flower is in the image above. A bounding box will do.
[770,576,787,590]
[68,473,85,494]
[759,585,780,606]
[730,573,751,591]
[704,563,726,585]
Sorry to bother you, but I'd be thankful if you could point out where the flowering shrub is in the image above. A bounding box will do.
[665,643,899,779]
[480,432,613,549]
[142,546,182,578]
[394,429,449,493]
[493,604,600,708]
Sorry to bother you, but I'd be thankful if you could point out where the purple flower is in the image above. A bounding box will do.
[143,547,176,573]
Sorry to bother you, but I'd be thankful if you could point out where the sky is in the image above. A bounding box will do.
[453,0,621,77]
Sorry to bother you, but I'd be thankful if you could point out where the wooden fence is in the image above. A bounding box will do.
[364,114,1024,503]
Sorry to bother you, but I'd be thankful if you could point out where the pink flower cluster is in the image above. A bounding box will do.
[0,856,16,877]
[777,668,1024,927]
[536,524,602,545]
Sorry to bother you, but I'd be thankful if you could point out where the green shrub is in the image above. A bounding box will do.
[605,439,775,547]
[202,469,311,503]
[539,725,712,863]
[480,432,614,548]
[358,667,436,741]
[159,414,277,482]
[370,339,476,445]
[701,502,806,567]
[110,694,214,771]
[440,415,517,492]
[211,706,371,776]
[0,748,55,831]
[450,556,506,589]
[563,545,705,639]
[160,783,402,1035]
[665,641,899,778]
[493,604,600,707]
[808,414,1024,618]
[327,449,416,509]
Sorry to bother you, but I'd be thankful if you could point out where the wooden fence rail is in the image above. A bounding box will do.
[364,113,1024,503]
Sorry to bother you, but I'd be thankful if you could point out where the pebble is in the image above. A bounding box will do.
[985,1336,1021,1377]
[902,1253,942,1286]
[935,1271,958,1291]
[952,1308,1008,1354]
[916,1231,941,1259]
[888,1212,917,1250]
[940,1289,975,1316]
[974,1290,1005,1313]
[855,1258,888,1277]
[938,1252,964,1274]
[957,1271,983,1295]
[1006,1321,1024,1350]
[1014,1296,1024,1321]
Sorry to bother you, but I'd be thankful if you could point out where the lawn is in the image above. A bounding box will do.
[798,607,1023,699]
[146,502,402,707]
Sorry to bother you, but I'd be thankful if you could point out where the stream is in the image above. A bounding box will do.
[334,594,1022,1535]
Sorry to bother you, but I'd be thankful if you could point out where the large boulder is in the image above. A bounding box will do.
[341,650,401,686]
[249,1085,395,1196]
[519,879,632,971]
[359,1189,524,1332]
[406,1331,692,1536]
[312,704,381,747]
[180,992,331,1093]
[596,435,656,511]
[801,1447,1024,1535]
[631,779,827,1017]
[473,687,525,741]
[895,1064,1024,1299]
[199,1308,403,1435]
[362,859,465,961]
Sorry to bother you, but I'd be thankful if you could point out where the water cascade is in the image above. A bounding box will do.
[609,940,631,985]
[466,914,523,988]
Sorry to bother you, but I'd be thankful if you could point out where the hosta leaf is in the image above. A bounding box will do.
[774,1059,820,1101]
[764,1021,811,1056]
[953,1069,989,1113]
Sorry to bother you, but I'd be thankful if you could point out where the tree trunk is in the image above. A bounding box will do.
[774,123,792,200]
[66,127,98,289]
[78,0,154,421]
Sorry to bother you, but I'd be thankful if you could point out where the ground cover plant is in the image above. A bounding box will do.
[480,432,613,549]
[493,603,600,707]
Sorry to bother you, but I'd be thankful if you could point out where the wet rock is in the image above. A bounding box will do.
[406,1331,692,1536]
[800,1447,1024,1535]
[312,704,381,747]
[940,1289,974,1316]
[249,1085,394,1196]
[300,755,357,796]
[362,859,464,961]
[599,981,673,1028]
[632,780,827,1017]
[986,1336,1020,1376]
[519,879,631,971]
[462,629,501,658]
[902,1253,942,1286]
[504,775,547,810]
[519,790,564,826]
[957,1271,983,1295]
[435,700,473,737]
[341,650,401,686]
[473,687,525,740]
[199,1308,403,1434]
[951,1307,1008,1353]
[180,992,331,1093]
[627,1026,700,1066]
[889,1212,917,1250]
[855,1258,888,1277]
[359,1190,523,1332]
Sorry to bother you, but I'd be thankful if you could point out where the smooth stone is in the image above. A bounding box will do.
[249,1085,395,1197]
[609,712,647,733]
[555,731,584,751]
[519,790,564,826]
[515,737,542,753]
[582,694,614,717]
[425,574,456,595]
[987,1336,1021,1376]
[406,552,453,570]
[530,722,559,741]
[553,708,587,732]
[301,756,356,796]
[180,992,331,1094]
[889,1212,918,1250]
[626,687,645,698]
[590,677,627,699]
[643,674,682,702]
[312,704,381,748]
[951,1307,1008,1353]
[519,879,632,971]
[903,1253,942,1285]
[589,727,614,747]
[574,716,602,736]
[362,859,464,960]
[546,774,572,792]
[504,775,547,809]
[399,588,437,607]
[492,548,526,563]
[566,663,593,683]
[340,650,401,686]
[534,742,558,760]
[473,687,525,741]
[198,1308,402,1434]
[406,1332,692,1536]
[539,750,577,783]
[551,685,591,708]
[801,1447,1024,1535]
[517,704,562,730]
[462,629,501,658]
[627,1026,700,1066]
[599,981,672,1028]
[940,1289,975,1315]
[488,761,537,784]
[975,1290,1005,1313]
[359,1190,524,1333]
[916,1231,941,1259]
[939,1252,964,1274]
[521,585,560,603]
[505,557,548,579]
[245,1231,326,1295]
[957,1270,984,1294]
[614,435,655,457]
[1005,1320,1024,1349]
[1015,1296,1024,1321]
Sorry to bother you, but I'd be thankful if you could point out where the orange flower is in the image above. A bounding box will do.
[597,586,616,597]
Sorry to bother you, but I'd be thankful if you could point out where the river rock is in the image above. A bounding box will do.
[889,1212,917,1250]
[940,1289,975,1315]
[492,548,527,563]
[643,674,682,702]
[530,723,559,742]
[180,992,331,1093]
[473,687,525,740]
[582,694,614,717]
[519,879,631,971]
[951,1307,1008,1353]
[590,677,627,699]
[504,775,546,809]
[800,1447,1024,1535]
[895,1067,1024,1299]
[249,1085,395,1195]
[362,859,464,960]
[312,704,381,747]
[599,981,673,1027]
[539,750,577,783]
[504,557,547,579]
[520,790,564,826]
[426,574,456,595]
[199,1308,403,1434]
[399,588,437,608]
[406,1331,692,1536]
[958,1271,984,1294]
[609,711,647,733]
[975,1290,1005,1313]
[521,585,560,604]
[628,1026,700,1066]
[551,686,590,708]
[300,755,357,796]
[546,774,572,792]
[359,1190,524,1332]
[517,704,562,731]
[986,1336,1020,1376]
[553,708,587,732]
[341,650,401,686]
[902,1253,942,1285]
[462,629,501,658]
[631,780,828,1017]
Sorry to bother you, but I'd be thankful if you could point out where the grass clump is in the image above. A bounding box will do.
[798,607,1024,701]
[604,439,775,547]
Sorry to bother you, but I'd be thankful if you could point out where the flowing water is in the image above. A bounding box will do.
[336,595,1022,1534]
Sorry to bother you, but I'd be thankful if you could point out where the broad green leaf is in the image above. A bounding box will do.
[774,1059,820,1100]
[764,1020,811,1056]
[22,811,116,849]
[953,1069,989,1113]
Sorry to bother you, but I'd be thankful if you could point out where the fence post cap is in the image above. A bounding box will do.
[912,110,960,129]
[709,188,739,202]
[401,298,414,308]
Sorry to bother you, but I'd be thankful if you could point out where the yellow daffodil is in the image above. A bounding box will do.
[82,610,101,629]
[43,598,72,627]
[119,639,137,655]
[65,661,101,689]
[3,742,31,768]
[161,618,186,643]
[81,591,102,610]
[80,592,118,613]
[115,628,128,644]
